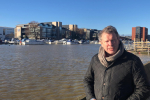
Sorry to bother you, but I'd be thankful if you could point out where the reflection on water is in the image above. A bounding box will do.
[0,44,149,100]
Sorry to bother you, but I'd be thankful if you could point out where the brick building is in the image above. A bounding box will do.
[132,26,148,41]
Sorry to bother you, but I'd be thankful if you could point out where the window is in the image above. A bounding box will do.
[47,29,51,33]
[42,28,46,32]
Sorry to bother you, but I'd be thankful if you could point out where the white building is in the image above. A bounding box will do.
[0,26,14,40]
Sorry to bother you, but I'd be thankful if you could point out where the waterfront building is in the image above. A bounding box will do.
[62,27,70,39]
[84,28,101,40]
[15,21,101,40]
[62,24,78,39]
[62,24,77,31]
[42,22,63,39]
[15,22,70,40]
[132,26,148,41]
[0,26,14,40]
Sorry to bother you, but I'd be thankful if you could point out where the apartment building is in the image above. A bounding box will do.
[132,26,148,41]
[62,24,78,39]
[15,22,70,40]
[15,21,101,40]
[62,24,77,31]
[84,28,101,40]
[0,26,14,40]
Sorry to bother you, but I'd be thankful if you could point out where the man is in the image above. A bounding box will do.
[83,26,150,100]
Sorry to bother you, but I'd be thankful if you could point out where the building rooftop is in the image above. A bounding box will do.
[0,26,14,28]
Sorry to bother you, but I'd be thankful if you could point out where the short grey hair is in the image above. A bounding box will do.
[98,25,120,41]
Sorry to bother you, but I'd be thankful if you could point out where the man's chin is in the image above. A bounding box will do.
[107,51,115,55]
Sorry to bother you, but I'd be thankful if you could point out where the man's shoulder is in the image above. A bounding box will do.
[123,50,141,62]
[91,53,99,60]
[92,53,98,58]
[90,53,99,62]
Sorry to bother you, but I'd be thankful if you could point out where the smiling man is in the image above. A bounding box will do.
[83,26,150,100]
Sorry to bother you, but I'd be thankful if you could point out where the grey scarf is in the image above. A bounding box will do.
[98,41,124,67]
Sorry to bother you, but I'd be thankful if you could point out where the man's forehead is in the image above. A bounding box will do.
[101,33,118,40]
[102,32,117,37]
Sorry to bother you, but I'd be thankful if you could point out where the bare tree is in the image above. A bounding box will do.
[26,21,40,40]
[76,28,85,39]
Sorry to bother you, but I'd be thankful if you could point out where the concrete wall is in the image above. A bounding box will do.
[69,25,74,31]
[15,27,22,40]
[58,22,62,27]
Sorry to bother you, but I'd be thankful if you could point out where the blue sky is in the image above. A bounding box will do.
[1,0,150,36]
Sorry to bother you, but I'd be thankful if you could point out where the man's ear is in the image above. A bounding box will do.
[100,40,102,44]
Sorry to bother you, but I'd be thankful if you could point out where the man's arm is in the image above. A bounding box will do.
[127,57,150,100]
[83,58,96,100]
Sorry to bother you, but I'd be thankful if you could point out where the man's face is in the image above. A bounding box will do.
[100,32,119,56]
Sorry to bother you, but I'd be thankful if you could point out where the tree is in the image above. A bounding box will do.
[26,21,41,40]
[76,28,85,39]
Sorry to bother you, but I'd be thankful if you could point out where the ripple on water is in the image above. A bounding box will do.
[0,44,149,99]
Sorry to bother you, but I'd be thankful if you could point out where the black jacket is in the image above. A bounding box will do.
[83,50,150,100]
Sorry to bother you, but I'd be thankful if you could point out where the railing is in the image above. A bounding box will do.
[133,39,150,55]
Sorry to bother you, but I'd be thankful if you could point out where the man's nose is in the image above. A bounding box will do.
[108,41,113,45]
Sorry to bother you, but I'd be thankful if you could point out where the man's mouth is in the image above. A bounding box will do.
[109,48,114,51]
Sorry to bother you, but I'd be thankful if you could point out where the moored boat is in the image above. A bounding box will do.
[66,39,72,45]
[21,39,45,45]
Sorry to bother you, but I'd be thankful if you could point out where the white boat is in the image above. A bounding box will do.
[54,40,64,44]
[95,40,98,44]
[73,39,79,44]
[44,40,55,44]
[8,38,20,44]
[78,40,83,44]
[21,39,45,45]
[89,40,99,44]
[66,39,73,45]
[90,41,95,44]
[122,40,133,44]
[83,40,90,44]
[63,41,67,44]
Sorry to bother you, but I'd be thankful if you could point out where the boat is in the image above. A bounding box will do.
[44,40,55,44]
[78,40,83,44]
[66,39,72,45]
[83,40,90,44]
[8,38,20,44]
[54,39,66,44]
[122,40,133,44]
[95,40,99,44]
[21,39,45,45]
[66,39,78,45]
[73,39,79,44]
[63,40,67,44]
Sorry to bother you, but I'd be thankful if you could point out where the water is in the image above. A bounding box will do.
[0,44,149,100]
